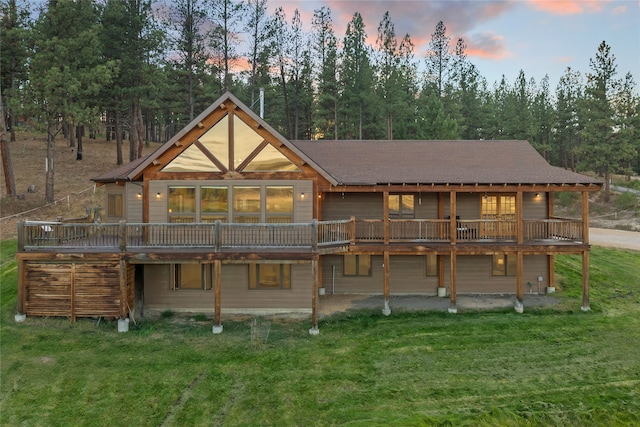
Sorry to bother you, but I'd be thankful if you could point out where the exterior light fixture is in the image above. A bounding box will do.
[535,193,540,198]
[156,192,162,199]
[136,192,142,199]
[300,192,305,200]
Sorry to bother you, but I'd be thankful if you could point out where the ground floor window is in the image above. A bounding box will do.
[425,254,437,276]
[492,253,517,276]
[249,264,291,289]
[344,255,371,276]
[173,264,213,290]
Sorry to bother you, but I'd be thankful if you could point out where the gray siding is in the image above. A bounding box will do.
[126,183,143,223]
[320,254,548,296]
[322,193,384,220]
[143,262,312,311]
[523,192,547,219]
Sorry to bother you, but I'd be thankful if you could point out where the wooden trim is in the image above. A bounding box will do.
[383,191,389,244]
[548,254,555,288]
[547,192,554,218]
[316,184,602,194]
[17,258,26,314]
[438,255,445,290]
[70,264,76,322]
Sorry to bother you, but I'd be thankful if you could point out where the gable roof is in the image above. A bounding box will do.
[290,140,601,186]
[93,92,600,188]
[92,92,337,185]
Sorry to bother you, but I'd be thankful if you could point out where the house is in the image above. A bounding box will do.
[15,92,603,334]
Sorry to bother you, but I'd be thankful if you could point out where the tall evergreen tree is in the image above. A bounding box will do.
[0,0,30,142]
[554,67,584,170]
[339,12,376,139]
[28,0,114,202]
[246,0,273,107]
[311,6,338,139]
[531,75,554,160]
[580,41,631,201]
[207,0,245,92]
[425,20,451,97]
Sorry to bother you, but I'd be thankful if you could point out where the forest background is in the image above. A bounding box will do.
[1,0,639,205]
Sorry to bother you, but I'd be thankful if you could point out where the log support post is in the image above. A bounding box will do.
[581,251,590,312]
[309,259,320,335]
[448,250,457,313]
[547,255,556,294]
[15,257,26,322]
[382,251,391,316]
[213,260,223,333]
[118,260,129,332]
[515,251,524,313]
[437,255,446,297]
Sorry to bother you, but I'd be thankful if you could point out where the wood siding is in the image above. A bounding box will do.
[126,183,143,223]
[24,261,128,318]
[103,184,126,224]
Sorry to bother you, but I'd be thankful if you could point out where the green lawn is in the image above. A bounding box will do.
[1,241,639,426]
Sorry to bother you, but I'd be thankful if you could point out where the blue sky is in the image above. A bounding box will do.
[271,0,639,90]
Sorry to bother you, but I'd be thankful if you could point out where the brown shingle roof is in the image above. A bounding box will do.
[92,155,149,183]
[290,140,601,186]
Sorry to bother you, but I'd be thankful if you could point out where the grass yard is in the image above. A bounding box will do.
[1,241,639,426]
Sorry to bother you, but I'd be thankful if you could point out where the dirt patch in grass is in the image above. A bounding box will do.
[1,132,158,240]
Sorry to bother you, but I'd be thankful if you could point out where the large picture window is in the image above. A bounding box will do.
[233,186,261,223]
[249,264,291,289]
[344,255,371,276]
[173,264,213,290]
[168,186,196,223]
[201,186,228,223]
[266,186,293,223]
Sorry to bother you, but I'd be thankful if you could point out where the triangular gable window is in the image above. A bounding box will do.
[243,144,301,172]
[159,109,300,173]
[162,144,221,172]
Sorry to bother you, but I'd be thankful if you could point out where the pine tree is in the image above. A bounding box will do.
[554,67,584,170]
[580,41,632,201]
[28,0,115,202]
[311,6,338,139]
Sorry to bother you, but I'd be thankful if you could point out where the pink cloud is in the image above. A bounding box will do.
[465,32,513,60]
[527,0,607,15]
[612,5,627,15]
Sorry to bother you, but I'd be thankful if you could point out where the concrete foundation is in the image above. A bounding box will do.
[212,324,224,334]
[581,305,591,312]
[308,327,320,335]
[448,307,457,314]
[118,318,129,333]
[546,286,556,294]
[514,300,524,313]
[437,287,447,297]
[14,313,26,323]
[381,300,391,316]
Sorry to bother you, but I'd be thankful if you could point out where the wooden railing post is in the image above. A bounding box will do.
[350,216,356,245]
[119,220,127,252]
[17,220,24,252]
[215,220,222,252]
[311,219,318,251]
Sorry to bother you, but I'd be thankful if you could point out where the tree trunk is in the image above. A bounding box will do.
[137,105,144,158]
[76,125,84,160]
[130,103,137,161]
[45,123,56,204]
[0,90,17,196]
[116,109,123,165]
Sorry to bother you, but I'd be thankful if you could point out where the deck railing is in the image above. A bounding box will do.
[523,218,583,242]
[18,217,585,252]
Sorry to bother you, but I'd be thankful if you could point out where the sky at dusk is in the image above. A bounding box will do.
[270,0,639,90]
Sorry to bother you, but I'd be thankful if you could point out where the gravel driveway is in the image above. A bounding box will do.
[589,228,640,251]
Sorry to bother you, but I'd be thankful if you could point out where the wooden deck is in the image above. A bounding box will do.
[18,218,585,255]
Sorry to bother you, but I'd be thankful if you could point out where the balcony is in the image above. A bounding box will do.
[18,217,584,253]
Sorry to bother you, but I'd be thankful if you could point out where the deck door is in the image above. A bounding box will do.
[481,195,516,239]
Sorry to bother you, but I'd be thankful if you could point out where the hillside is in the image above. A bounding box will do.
[0,133,158,240]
